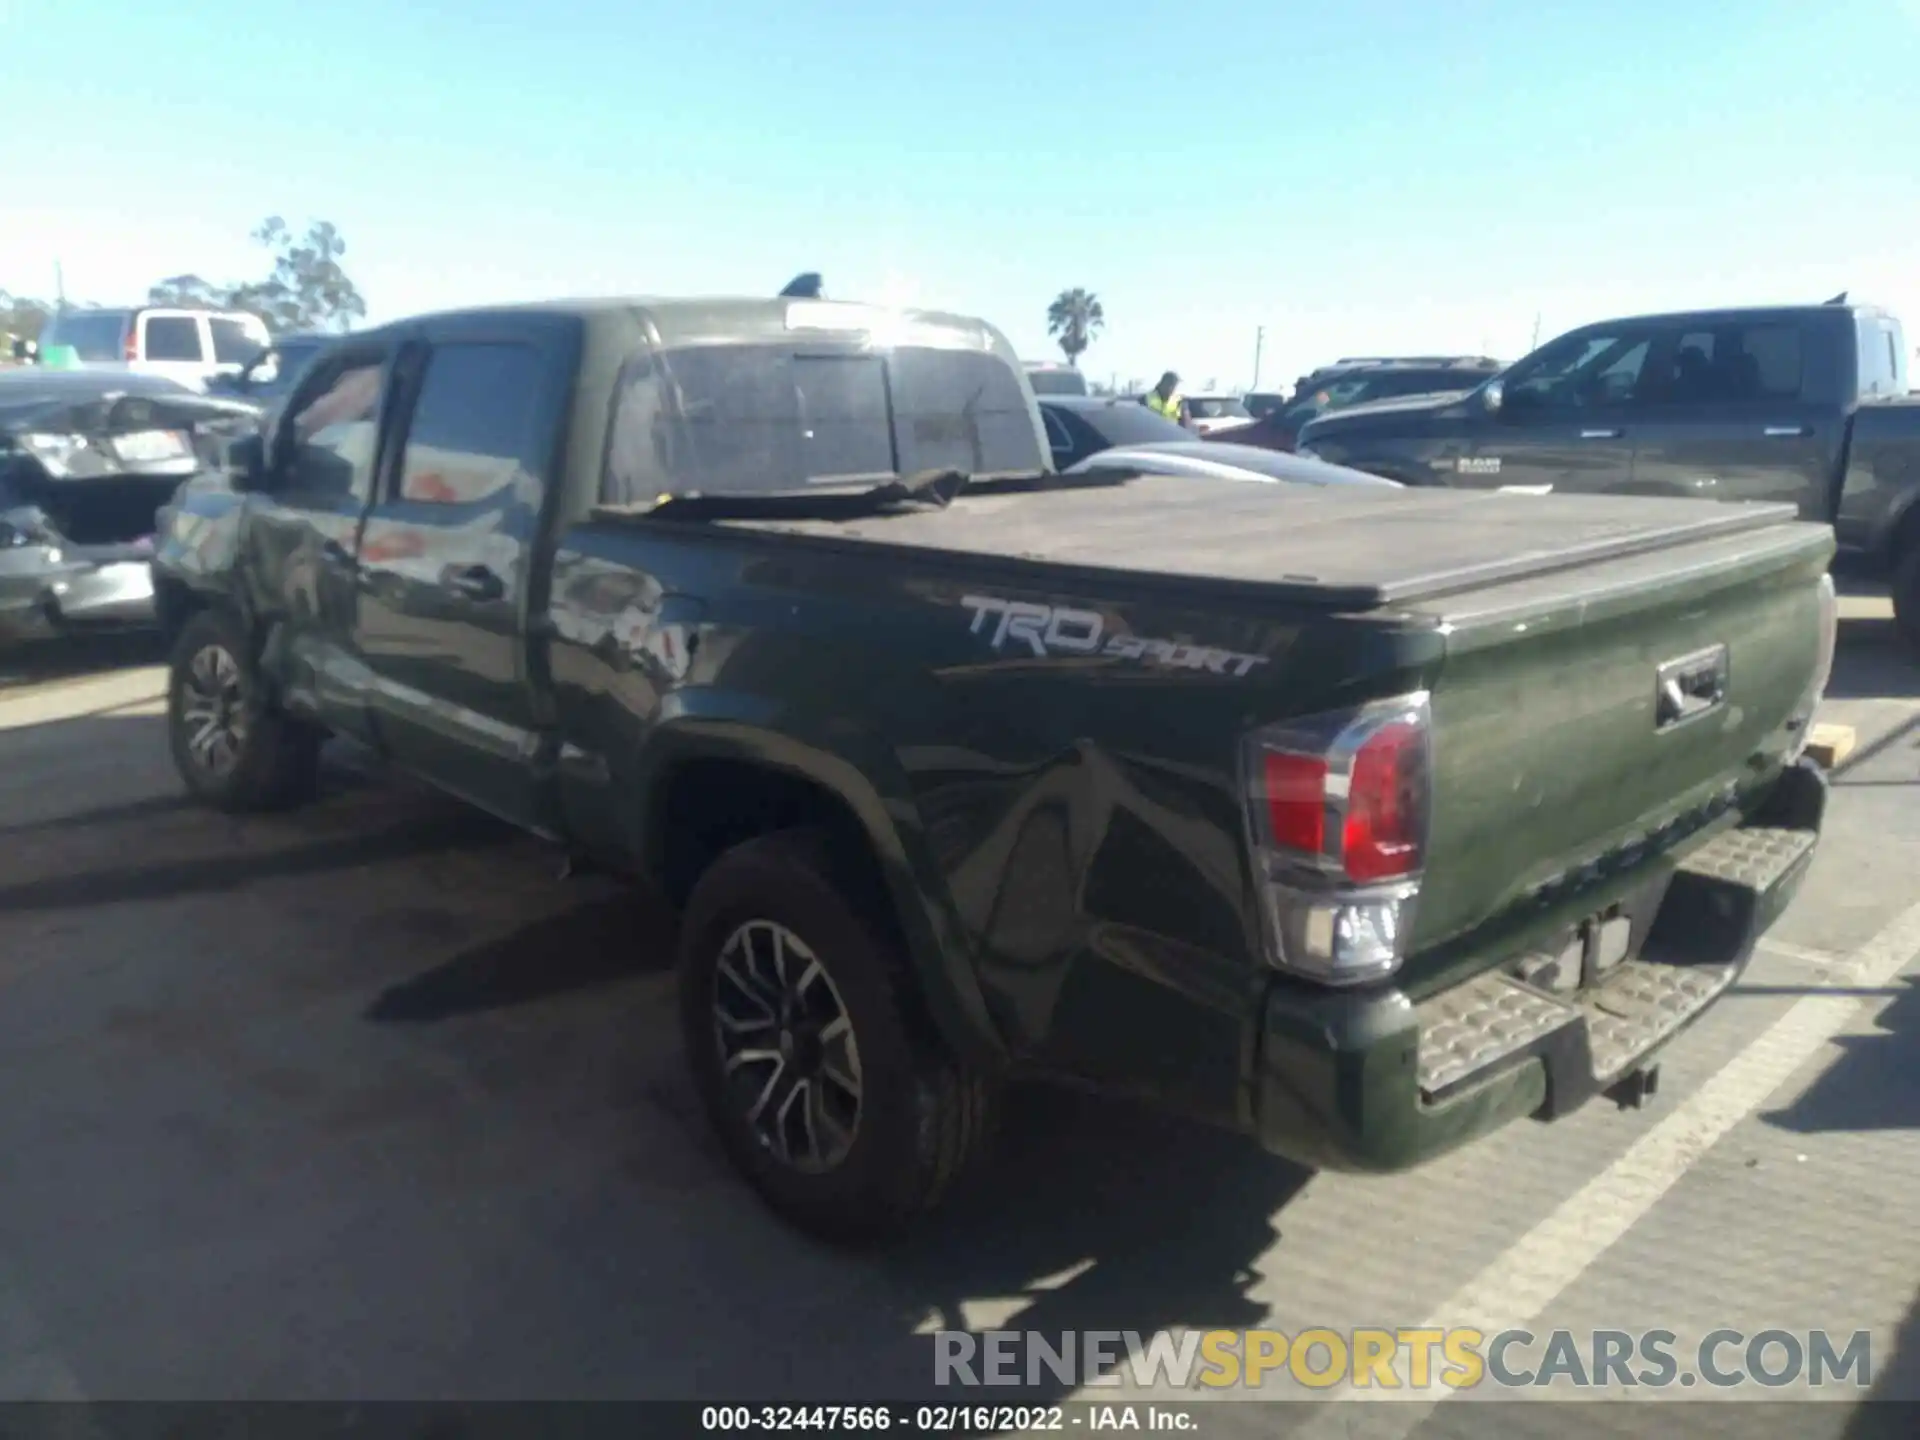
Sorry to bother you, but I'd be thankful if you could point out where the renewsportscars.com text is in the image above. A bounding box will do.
[934,1327,1872,1393]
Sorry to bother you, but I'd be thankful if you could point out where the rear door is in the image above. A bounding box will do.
[239,339,398,744]
[351,313,578,829]
[1463,324,1654,492]
[1626,316,1837,515]
[137,311,211,388]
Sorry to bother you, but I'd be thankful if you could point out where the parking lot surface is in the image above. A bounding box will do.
[0,612,1916,1436]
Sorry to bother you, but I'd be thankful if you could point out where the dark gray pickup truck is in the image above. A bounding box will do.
[1295,301,1920,649]
[151,296,1837,1240]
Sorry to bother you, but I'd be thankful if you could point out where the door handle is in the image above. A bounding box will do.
[1763,425,1811,438]
[442,564,505,602]
[1579,428,1622,439]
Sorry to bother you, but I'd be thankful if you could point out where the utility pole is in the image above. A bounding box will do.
[1252,326,1265,390]
[54,261,66,310]
[1530,312,1542,351]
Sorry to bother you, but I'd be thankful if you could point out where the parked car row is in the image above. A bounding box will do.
[25,305,274,391]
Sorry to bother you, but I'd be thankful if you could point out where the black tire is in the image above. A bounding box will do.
[677,828,994,1242]
[167,607,322,813]
[1893,544,1920,659]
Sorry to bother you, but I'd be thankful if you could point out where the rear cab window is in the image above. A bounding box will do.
[601,342,1043,503]
[142,314,206,363]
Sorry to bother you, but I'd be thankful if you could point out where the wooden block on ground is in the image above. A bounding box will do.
[1804,723,1856,770]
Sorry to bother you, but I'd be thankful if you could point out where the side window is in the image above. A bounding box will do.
[283,359,387,502]
[1853,316,1900,400]
[1041,407,1074,459]
[396,342,545,506]
[144,316,204,362]
[1730,324,1804,402]
[1505,331,1651,414]
[210,317,268,365]
[1640,329,1717,406]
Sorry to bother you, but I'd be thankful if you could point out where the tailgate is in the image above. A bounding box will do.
[1406,517,1833,961]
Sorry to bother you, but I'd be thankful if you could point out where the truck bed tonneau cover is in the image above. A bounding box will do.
[718,477,1801,608]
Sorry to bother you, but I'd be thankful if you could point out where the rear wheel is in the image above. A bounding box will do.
[677,828,994,1242]
[1893,544,1920,658]
[167,608,322,812]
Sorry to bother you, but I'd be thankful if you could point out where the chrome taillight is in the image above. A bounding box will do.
[1242,693,1433,986]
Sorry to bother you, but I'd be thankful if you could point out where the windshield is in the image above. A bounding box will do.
[1185,396,1250,420]
[602,341,1044,503]
[1025,368,1089,396]
[39,310,131,361]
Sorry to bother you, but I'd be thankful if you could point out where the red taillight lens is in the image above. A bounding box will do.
[1249,700,1430,886]
[1263,751,1328,855]
[1342,719,1425,882]
[1244,694,1431,984]
[124,328,139,361]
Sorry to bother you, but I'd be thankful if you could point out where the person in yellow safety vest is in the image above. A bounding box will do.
[1143,371,1186,426]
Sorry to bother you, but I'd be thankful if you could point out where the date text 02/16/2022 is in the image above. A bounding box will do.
[698,1404,1198,1432]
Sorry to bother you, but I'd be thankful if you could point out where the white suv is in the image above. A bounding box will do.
[34,306,273,391]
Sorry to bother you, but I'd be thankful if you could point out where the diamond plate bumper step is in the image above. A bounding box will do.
[1414,823,1817,1104]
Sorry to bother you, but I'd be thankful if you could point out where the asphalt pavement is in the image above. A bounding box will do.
[0,610,1915,1437]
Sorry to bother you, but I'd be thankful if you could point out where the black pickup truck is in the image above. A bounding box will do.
[153,296,1837,1240]
[1294,301,1920,649]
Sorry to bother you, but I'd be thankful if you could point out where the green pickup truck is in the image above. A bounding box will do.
[152,296,1839,1240]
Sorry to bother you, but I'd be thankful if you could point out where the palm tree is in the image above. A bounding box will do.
[1046,288,1105,368]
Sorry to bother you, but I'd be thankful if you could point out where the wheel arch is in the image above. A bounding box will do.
[631,724,1008,1071]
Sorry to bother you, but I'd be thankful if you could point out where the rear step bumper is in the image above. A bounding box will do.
[1251,758,1824,1173]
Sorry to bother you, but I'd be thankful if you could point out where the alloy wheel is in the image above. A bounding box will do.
[711,919,864,1174]
[178,644,250,778]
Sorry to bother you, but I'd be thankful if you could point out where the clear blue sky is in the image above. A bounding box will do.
[4,0,1916,390]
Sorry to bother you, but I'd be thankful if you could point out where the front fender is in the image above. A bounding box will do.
[628,697,1010,1070]
[153,479,248,600]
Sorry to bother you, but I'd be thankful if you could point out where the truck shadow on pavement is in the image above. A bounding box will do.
[1760,976,1920,1136]
[0,708,1312,1407]
[0,719,522,915]
[1837,1288,1920,1433]
[365,885,677,1023]
[354,862,1307,1406]
[0,631,166,692]
[1826,616,1920,701]
[872,1087,1309,1404]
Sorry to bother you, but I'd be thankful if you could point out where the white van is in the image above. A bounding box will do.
[35,306,273,391]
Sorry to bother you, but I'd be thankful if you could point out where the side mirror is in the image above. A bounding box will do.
[1479,379,1504,416]
[225,432,269,491]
